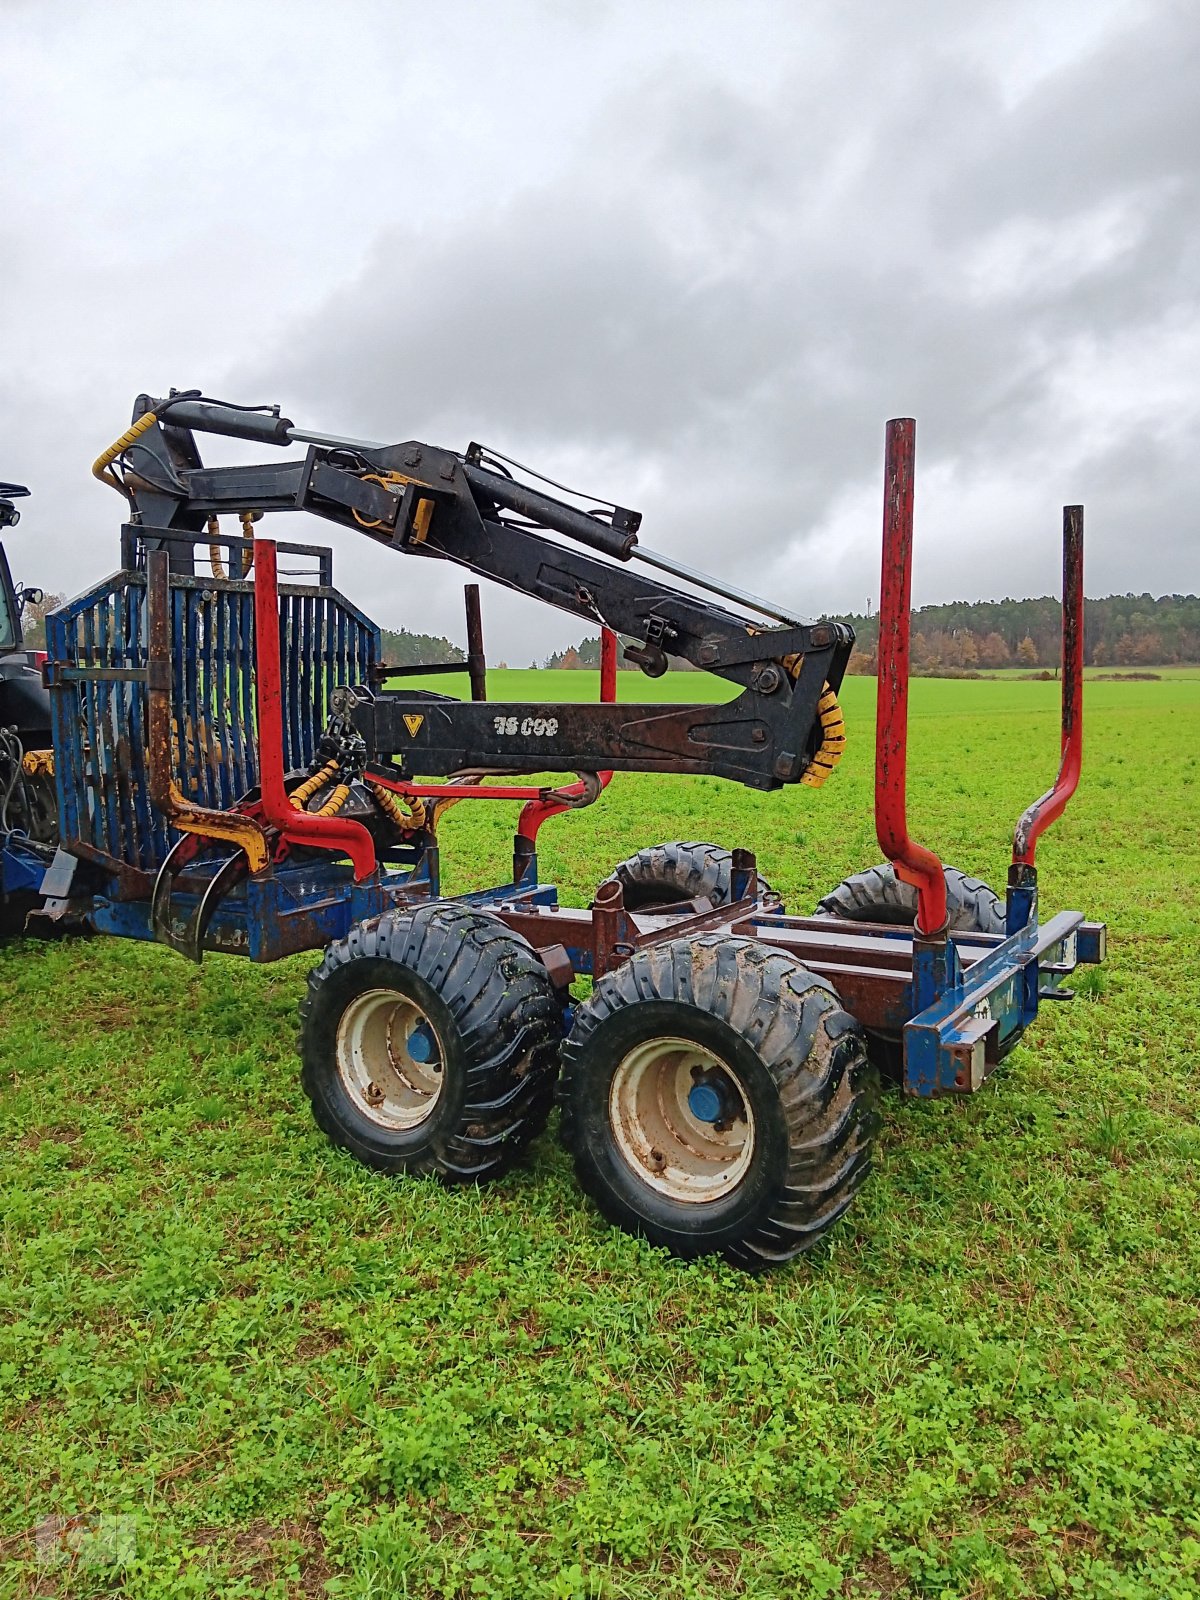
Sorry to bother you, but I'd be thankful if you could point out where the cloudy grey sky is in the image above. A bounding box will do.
[2,0,1197,661]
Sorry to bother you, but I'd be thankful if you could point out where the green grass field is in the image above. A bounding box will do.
[2,670,1199,1598]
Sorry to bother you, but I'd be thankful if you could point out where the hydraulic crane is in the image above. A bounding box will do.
[94,389,853,792]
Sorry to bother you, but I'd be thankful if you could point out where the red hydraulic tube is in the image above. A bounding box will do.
[875,418,948,938]
[1012,506,1084,867]
[252,540,378,881]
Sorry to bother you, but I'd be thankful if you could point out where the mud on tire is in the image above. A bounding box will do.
[559,936,879,1271]
[816,863,1004,934]
[300,902,562,1181]
[602,840,776,910]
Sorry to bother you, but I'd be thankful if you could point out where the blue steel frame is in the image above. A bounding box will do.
[1,833,47,896]
[43,533,567,962]
[902,915,1105,1096]
[44,539,380,885]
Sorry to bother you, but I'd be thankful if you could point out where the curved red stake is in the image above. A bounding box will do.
[252,540,377,881]
[1012,507,1084,866]
[874,419,948,937]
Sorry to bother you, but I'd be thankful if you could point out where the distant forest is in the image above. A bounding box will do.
[836,592,1200,674]
[380,627,466,668]
[539,592,1200,675]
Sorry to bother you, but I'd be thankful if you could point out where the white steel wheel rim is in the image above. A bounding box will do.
[335,988,445,1131]
[608,1036,756,1203]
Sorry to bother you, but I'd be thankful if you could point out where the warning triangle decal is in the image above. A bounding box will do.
[402,713,425,737]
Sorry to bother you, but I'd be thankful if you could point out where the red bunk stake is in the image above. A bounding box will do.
[1012,507,1085,867]
[874,418,948,938]
[252,540,377,881]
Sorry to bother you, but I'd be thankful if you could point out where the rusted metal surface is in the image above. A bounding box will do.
[537,941,574,990]
[145,551,272,875]
[875,418,948,938]
[464,584,488,702]
[1012,505,1084,866]
[59,839,155,900]
[589,878,634,978]
[495,891,1094,1041]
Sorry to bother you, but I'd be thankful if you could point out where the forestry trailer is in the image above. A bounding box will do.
[9,396,1104,1269]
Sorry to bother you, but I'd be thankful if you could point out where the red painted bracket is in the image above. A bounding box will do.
[252,540,377,881]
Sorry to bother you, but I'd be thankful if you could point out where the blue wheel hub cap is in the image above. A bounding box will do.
[687,1081,724,1124]
[406,1023,437,1064]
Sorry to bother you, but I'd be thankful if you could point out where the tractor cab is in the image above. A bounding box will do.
[0,478,51,739]
[0,480,58,888]
[0,480,31,652]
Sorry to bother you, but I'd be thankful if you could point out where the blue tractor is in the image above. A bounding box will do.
[0,481,57,934]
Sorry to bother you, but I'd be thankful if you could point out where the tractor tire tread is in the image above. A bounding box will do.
[300,902,560,1183]
[603,841,775,910]
[559,936,879,1270]
[816,862,1004,934]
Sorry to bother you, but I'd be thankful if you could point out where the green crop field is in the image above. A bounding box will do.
[2,670,1199,1598]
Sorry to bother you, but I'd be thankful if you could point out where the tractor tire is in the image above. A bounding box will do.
[602,840,776,911]
[300,902,562,1182]
[815,863,1005,1079]
[559,936,879,1270]
[816,863,1004,934]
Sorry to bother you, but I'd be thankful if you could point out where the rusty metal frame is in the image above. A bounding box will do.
[874,417,949,939]
[145,550,271,874]
[1012,506,1085,867]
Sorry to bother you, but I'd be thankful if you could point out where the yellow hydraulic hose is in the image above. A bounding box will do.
[207,517,226,579]
[92,412,160,494]
[237,510,257,575]
[314,784,350,817]
[289,762,339,810]
[800,684,847,788]
[351,470,435,543]
[368,780,426,832]
[208,513,256,580]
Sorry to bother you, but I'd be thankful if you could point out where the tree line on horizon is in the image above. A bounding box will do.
[537,591,1200,675]
[835,591,1200,674]
[19,591,1199,677]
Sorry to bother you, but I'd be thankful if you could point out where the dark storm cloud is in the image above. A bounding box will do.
[253,0,1199,647]
[2,0,1197,659]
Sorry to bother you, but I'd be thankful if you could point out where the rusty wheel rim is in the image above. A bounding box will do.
[335,988,445,1131]
[608,1036,755,1203]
